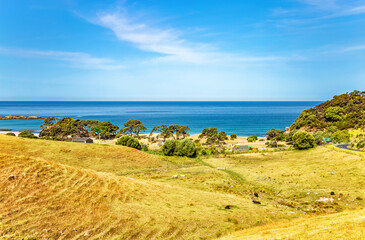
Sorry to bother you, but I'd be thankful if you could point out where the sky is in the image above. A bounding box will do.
[0,0,364,101]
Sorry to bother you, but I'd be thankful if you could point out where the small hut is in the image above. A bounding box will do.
[233,144,249,152]
[72,138,93,143]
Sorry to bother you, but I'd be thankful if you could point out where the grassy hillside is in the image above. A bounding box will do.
[220,209,365,239]
[290,90,365,131]
[1,134,365,239]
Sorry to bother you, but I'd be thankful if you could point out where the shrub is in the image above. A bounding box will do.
[142,145,149,151]
[357,140,365,149]
[200,149,208,155]
[6,132,16,136]
[18,131,37,139]
[324,107,343,122]
[332,130,350,144]
[247,135,258,142]
[116,135,131,146]
[116,135,141,150]
[230,134,237,140]
[126,137,142,150]
[162,139,178,156]
[175,139,197,157]
[292,131,315,150]
[313,131,325,145]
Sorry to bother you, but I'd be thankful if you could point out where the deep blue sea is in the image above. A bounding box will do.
[0,101,319,136]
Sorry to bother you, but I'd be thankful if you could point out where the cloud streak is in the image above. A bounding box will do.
[0,47,124,70]
[93,11,296,65]
[342,44,365,52]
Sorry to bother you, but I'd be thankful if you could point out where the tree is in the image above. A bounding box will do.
[40,117,56,129]
[175,139,197,157]
[292,131,315,150]
[6,132,16,136]
[218,131,228,141]
[167,125,190,139]
[247,135,258,142]
[324,107,343,122]
[199,128,227,144]
[118,119,146,137]
[266,129,284,147]
[150,124,171,140]
[86,120,119,139]
[230,133,237,140]
[162,139,178,156]
[39,117,88,140]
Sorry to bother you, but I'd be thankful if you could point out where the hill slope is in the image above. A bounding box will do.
[0,141,290,239]
[220,209,365,239]
[290,90,365,131]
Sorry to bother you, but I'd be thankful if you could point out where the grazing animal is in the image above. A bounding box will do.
[254,192,259,198]
[8,175,15,181]
[172,175,178,179]
[252,200,261,204]
[225,205,233,209]
[330,191,335,195]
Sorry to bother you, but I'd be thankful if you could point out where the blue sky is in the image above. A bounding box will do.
[0,0,364,101]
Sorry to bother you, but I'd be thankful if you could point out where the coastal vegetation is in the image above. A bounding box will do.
[1,132,365,239]
[116,135,142,150]
[290,90,365,131]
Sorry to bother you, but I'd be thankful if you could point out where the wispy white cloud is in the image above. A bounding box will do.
[342,44,365,52]
[272,0,365,20]
[91,11,298,65]
[0,47,124,70]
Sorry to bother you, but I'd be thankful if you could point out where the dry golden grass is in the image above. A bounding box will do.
[0,134,167,175]
[0,135,293,239]
[1,134,365,239]
[220,209,365,239]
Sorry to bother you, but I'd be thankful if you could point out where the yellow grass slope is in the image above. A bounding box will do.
[0,134,166,175]
[220,209,365,240]
[0,150,287,239]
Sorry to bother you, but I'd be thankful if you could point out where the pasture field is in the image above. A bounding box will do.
[0,134,364,239]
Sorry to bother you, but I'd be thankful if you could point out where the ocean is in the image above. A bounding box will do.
[0,101,319,136]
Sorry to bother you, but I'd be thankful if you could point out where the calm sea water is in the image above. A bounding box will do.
[0,101,319,136]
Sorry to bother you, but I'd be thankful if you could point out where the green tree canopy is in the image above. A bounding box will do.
[39,117,88,139]
[324,107,343,122]
[40,117,56,129]
[118,119,146,136]
[292,131,316,150]
[266,129,284,147]
[85,120,119,139]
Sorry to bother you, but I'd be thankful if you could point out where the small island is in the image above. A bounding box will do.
[0,115,46,120]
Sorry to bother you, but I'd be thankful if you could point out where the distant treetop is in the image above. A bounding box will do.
[290,90,365,131]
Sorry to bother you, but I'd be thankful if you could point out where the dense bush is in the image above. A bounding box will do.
[162,139,197,157]
[331,130,350,144]
[175,139,197,157]
[18,131,37,139]
[39,117,88,139]
[357,140,365,149]
[324,107,343,122]
[6,132,16,136]
[200,149,208,155]
[292,131,315,150]
[247,135,258,142]
[116,135,142,150]
[313,131,326,145]
[290,91,365,131]
[162,139,178,156]
[116,135,131,145]
[230,133,237,140]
